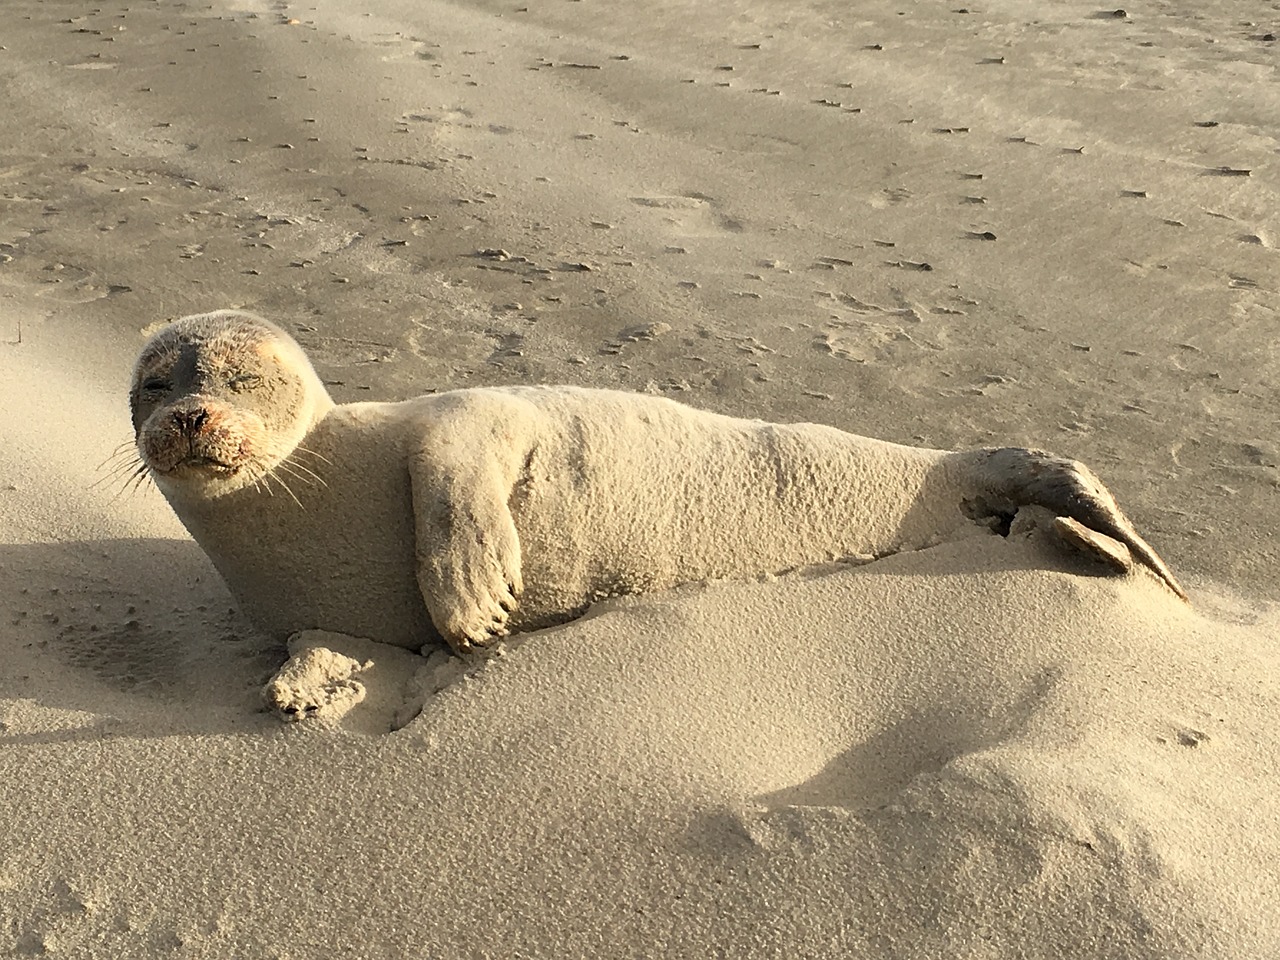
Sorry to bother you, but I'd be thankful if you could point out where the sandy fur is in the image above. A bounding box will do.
[138,313,1182,659]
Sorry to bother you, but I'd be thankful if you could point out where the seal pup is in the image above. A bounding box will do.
[130,310,1187,665]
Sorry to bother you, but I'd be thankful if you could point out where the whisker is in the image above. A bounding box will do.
[250,466,273,498]
[277,459,326,488]
[259,471,302,512]
[99,461,140,480]
[245,457,309,509]
[110,465,153,502]
[100,451,139,470]
[99,452,143,471]
[291,446,333,466]
[274,466,310,490]
[94,455,147,489]
[92,459,146,488]
[98,445,143,472]
[271,471,305,509]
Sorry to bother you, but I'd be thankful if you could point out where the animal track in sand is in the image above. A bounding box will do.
[0,260,132,305]
[296,332,398,368]
[601,321,673,356]
[818,321,941,365]
[815,292,948,363]
[485,330,526,366]
[18,558,274,714]
[2,875,114,958]
[869,186,912,208]
[373,34,443,64]
[629,193,745,234]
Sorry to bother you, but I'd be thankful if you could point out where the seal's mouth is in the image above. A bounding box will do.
[163,454,242,477]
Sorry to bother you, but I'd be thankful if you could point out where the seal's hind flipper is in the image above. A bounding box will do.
[977,447,1189,602]
[1053,516,1133,574]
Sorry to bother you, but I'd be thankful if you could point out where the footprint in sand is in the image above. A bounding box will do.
[629,194,746,237]
[869,186,912,209]
[816,293,946,364]
[5,261,132,305]
[374,34,442,63]
[818,320,944,365]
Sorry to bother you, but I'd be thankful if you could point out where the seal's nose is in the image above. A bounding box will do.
[171,408,209,434]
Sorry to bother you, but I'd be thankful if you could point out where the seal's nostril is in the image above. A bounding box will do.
[172,408,210,433]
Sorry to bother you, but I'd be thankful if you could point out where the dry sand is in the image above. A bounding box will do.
[1,0,1278,956]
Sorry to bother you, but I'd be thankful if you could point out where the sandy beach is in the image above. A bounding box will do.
[1,0,1278,956]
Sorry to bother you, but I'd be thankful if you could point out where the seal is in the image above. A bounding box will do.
[130,310,1187,664]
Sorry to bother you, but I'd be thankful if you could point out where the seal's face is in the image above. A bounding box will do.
[131,311,333,499]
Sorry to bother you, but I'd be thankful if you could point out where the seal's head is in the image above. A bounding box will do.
[131,310,335,498]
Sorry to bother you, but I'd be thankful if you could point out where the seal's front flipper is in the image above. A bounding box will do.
[263,640,371,723]
[415,496,522,655]
[408,399,532,655]
[264,630,424,733]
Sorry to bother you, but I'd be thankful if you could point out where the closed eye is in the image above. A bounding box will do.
[142,377,172,393]
[229,373,263,392]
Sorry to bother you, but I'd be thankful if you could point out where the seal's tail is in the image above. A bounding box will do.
[969,447,1188,602]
